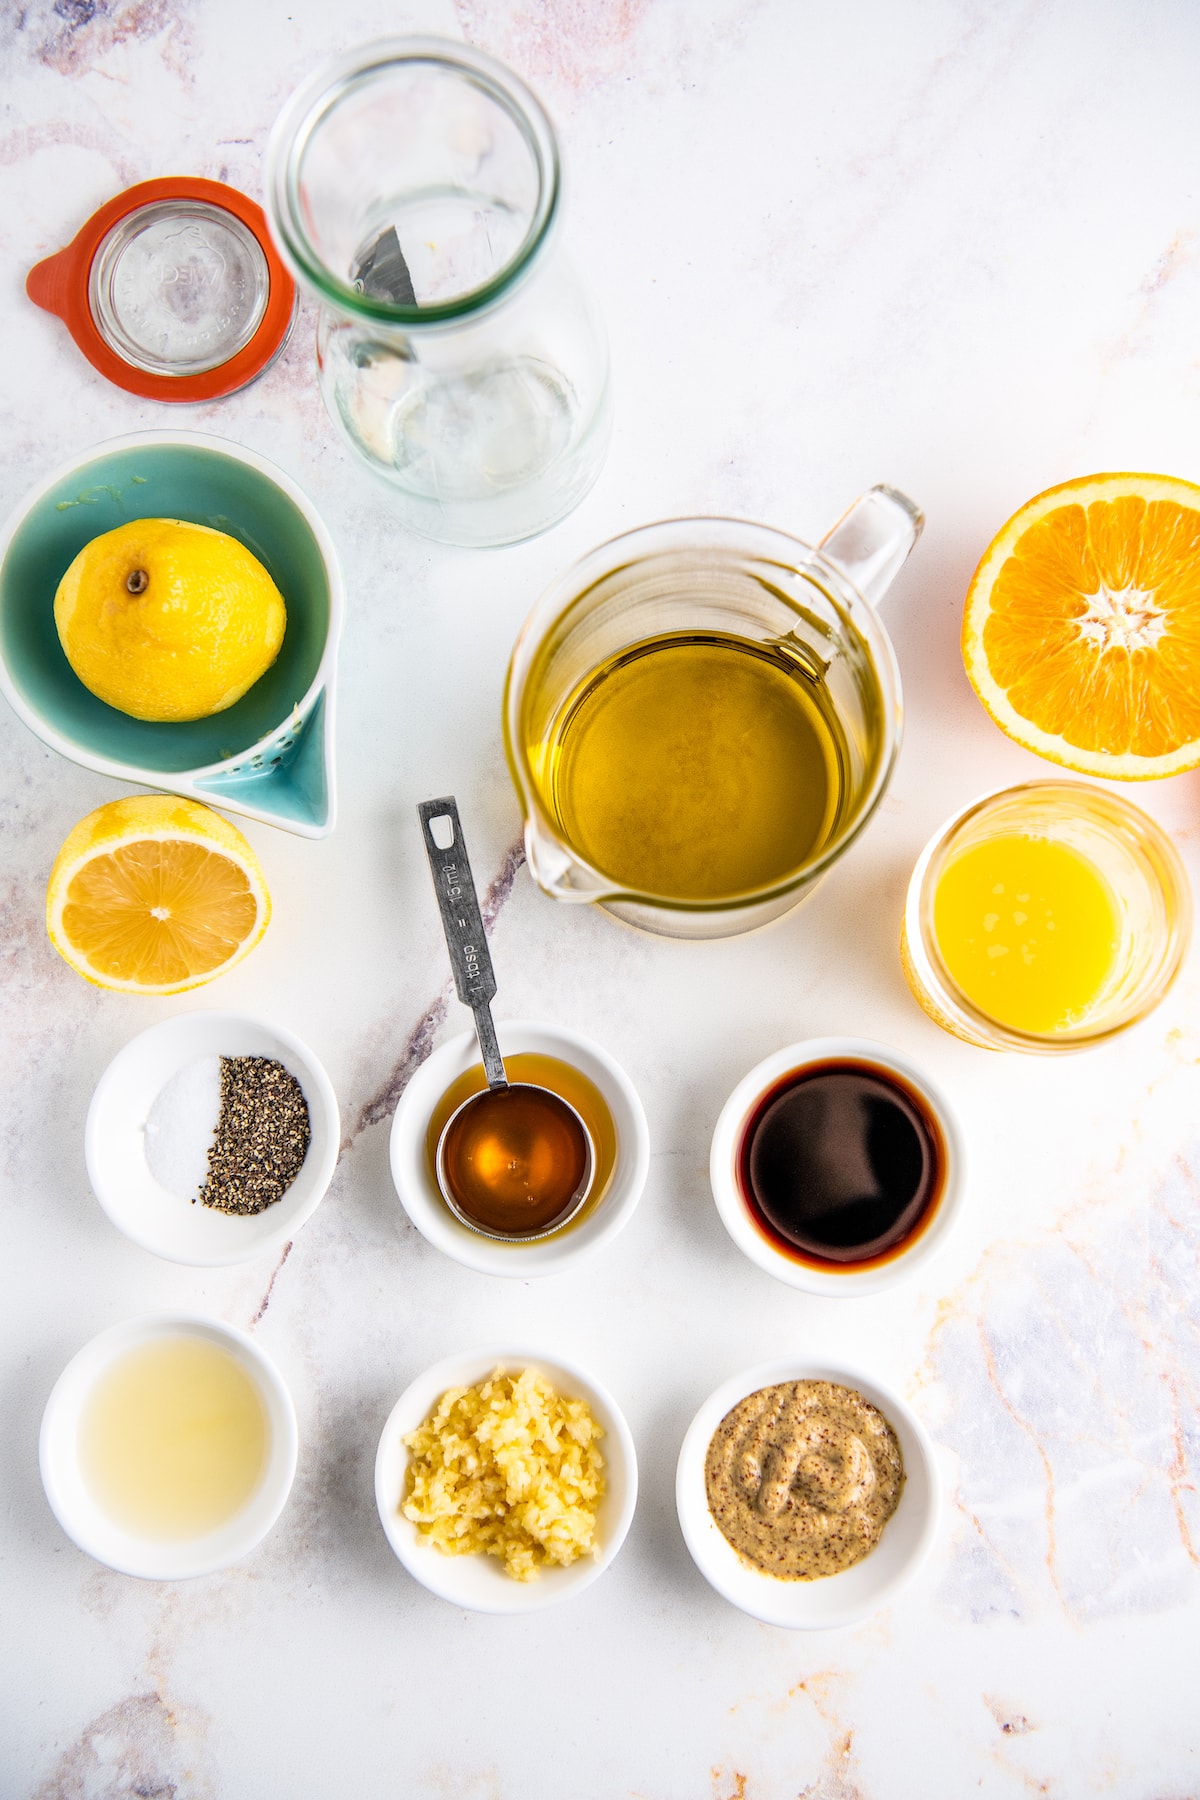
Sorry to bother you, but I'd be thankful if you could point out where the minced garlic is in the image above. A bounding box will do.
[402,1368,605,1581]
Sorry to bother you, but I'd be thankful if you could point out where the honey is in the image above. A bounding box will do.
[427,1052,617,1232]
[79,1333,268,1541]
[439,1084,590,1236]
[539,633,847,901]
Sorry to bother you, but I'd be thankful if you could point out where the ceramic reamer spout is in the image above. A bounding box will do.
[818,485,924,609]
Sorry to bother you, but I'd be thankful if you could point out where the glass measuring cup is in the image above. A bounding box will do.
[503,489,922,938]
[265,38,611,547]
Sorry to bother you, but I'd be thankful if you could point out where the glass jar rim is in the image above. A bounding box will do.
[265,35,561,327]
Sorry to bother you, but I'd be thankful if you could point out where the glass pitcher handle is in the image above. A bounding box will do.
[524,813,613,904]
[819,485,924,609]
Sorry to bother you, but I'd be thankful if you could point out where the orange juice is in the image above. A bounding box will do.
[931,832,1121,1034]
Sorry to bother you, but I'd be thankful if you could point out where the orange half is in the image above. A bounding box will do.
[962,472,1200,779]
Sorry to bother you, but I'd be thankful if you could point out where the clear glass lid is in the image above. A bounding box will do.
[88,200,271,377]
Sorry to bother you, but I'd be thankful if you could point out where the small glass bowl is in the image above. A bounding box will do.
[902,781,1191,1053]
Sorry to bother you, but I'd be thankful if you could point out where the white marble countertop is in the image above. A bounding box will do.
[4,2,1200,1795]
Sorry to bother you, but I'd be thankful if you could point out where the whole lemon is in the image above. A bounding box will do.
[54,518,286,722]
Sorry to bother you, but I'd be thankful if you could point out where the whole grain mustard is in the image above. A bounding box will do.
[704,1380,903,1579]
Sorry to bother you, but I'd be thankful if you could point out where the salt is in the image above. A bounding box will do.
[144,1057,222,1200]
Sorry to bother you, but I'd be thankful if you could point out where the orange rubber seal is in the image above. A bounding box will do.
[26,176,297,403]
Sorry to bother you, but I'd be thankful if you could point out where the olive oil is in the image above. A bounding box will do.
[543,634,847,901]
[79,1334,268,1541]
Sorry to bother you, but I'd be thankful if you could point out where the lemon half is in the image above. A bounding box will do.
[46,795,271,994]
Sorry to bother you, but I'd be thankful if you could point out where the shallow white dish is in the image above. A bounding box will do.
[389,1020,649,1277]
[676,1356,941,1629]
[40,1312,298,1580]
[375,1346,638,1614]
[86,1010,340,1267]
[709,1035,966,1295]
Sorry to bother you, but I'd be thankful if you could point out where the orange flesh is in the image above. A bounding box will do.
[982,496,1200,758]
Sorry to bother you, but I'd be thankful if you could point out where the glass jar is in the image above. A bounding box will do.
[901,782,1191,1050]
[265,38,612,547]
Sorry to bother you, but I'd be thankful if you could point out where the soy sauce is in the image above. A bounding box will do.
[737,1059,944,1269]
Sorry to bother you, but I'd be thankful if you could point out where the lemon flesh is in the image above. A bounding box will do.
[54,518,286,723]
[46,794,271,994]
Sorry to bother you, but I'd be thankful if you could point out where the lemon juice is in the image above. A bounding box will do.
[79,1334,268,1541]
[541,634,848,902]
[932,831,1122,1034]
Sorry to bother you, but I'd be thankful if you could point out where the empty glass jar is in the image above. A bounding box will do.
[266,38,612,547]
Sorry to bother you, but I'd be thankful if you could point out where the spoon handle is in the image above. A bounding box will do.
[417,797,507,1090]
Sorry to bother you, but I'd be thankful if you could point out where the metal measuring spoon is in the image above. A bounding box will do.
[418,797,595,1241]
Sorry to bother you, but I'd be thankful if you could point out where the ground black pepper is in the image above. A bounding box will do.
[198,1056,311,1216]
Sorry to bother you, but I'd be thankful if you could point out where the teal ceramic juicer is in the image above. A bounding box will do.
[0,431,342,838]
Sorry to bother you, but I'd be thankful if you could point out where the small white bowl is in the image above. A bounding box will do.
[709,1036,966,1296]
[40,1312,299,1580]
[86,1011,340,1266]
[375,1346,638,1614]
[389,1020,650,1277]
[676,1357,941,1629]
